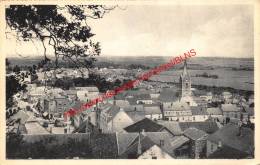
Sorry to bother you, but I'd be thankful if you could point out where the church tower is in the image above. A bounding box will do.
[179,60,191,100]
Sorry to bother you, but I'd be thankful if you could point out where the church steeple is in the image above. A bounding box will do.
[182,60,188,76]
[180,60,191,99]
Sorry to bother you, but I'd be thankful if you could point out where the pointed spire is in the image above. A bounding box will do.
[183,60,188,76]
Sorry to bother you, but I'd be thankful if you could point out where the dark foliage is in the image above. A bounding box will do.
[53,73,122,92]
[6,75,27,108]
[6,5,115,69]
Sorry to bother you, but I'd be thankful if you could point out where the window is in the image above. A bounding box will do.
[160,140,164,146]
[185,82,189,89]
[211,143,214,151]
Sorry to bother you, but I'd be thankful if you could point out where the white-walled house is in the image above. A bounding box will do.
[191,106,209,122]
[206,107,223,118]
[75,86,99,102]
[143,104,163,121]
[138,145,173,159]
[163,101,193,122]
[97,103,134,133]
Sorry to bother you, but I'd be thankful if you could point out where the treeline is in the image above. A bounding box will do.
[192,84,253,100]
[95,61,150,70]
[53,74,129,93]
[6,132,118,159]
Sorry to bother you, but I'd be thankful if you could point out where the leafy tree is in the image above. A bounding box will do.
[13,65,20,73]
[6,75,27,108]
[6,5,116,71]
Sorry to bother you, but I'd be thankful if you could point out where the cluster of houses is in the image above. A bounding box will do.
[7,60,254,159]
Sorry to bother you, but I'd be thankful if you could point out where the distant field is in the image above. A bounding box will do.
[150,69,254,91]
[7,56,254,91]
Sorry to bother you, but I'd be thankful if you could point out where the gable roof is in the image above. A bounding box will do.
[124,118,165,133]
[207,123,254,154]
[125,111,146,123]
[170,135,190,150]
[121,134,156,158]
[99,103,121,122]
[138,144,173,159]
[117,132,139,155]
[157,121,183,135]
[183,127,208,140]
[179,121,219,134]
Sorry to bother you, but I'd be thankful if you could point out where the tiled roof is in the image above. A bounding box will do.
[117,132,139,155]
[221,104,240,112]
[191,106,208,115]
[170,135,190,150]
[164,101,190,111]
[121,134,156,158]
[207,107,222,115]
[179,121,219,134]
[125,111,146,123]
[183,127,208,140]
[157,121,183,135]
[99,103,121,122]
[124,118,165,132]
[207,123,254,154]
[123,105,144,112]
[144,132,175,154]
[143,104,162,115]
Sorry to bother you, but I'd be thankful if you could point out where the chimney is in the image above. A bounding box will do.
[218,141,222,148]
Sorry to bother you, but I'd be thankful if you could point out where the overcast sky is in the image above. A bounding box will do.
[6,5,254,58]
